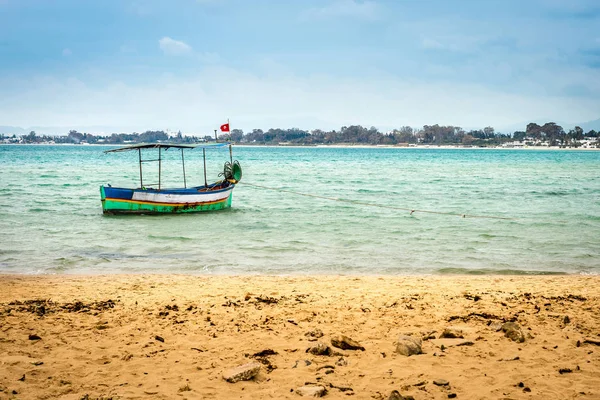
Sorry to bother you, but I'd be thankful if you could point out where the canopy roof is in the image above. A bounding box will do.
[104,142,229,153]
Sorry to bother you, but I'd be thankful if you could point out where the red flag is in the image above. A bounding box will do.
[220,123,230,132]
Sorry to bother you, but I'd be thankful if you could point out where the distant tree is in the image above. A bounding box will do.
[483,126,495,139]
[67,130,84,143]
[245,129,264,143]
[230,129,244,142]
[462,134,475,145]
[139,130,168,143]
[572,126,584,140]
[513,131,526,141]
[526,123,541,138]
[393,126,415,143]
[25,131,38,143]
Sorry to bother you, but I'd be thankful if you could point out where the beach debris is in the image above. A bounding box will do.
[292,360,312,368]
[255,295,280,304]
[498,356,520,361]
[433,379,449,386]
[563,315,570,325]
[95,322,109,330]
[178,384,191,392]
[489,322,503,332]
[253,349,278,357]
[5,299,116,315]
[501,322,525,343]
[251,349,278,373]
[305,328,324,341]
[222,362,261,383]
[448,312,503,322]
[558,368,573,374]
[448,394,457,398]
[387,390,414,400]
[17,374,25,382]
[431,338,473,348]
[388,390,402,400]
[439,328,464,339]
[154,335,165,343]
[331,335,365,351]
[307,342,332,356]
[318,365,335,375]
[455,341,474,347]
[295,385,327,397]
[336,357,348,367]
[584,339,600,346]
[463,293,481,301]
[327,383,353,393]
[421,331,437,340]
[395,335,423,356]
[28,334,41,341]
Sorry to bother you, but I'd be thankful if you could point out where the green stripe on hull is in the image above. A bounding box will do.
[102,196,232,214]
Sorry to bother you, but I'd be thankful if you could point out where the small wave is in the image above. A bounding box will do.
[357,189,387,194]
[437,267,567,275]
[148,234,193,241]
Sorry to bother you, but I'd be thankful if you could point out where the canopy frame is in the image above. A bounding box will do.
[105,142,232,190]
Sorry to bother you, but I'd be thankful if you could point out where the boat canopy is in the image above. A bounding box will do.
[104,142,229,153]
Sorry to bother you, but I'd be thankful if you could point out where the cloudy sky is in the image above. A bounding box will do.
[0,0,599,134]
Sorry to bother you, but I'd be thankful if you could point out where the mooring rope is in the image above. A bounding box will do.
[240,182,517,221]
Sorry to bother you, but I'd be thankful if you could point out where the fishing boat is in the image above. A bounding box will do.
[100,142,242,214]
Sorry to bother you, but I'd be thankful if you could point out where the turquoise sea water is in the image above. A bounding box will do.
[1,144,599,275]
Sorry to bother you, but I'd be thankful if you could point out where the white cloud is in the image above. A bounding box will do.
[159,37,192,56]
[2,67,598,133]
[303,0,379,20]
[62,48,72,56]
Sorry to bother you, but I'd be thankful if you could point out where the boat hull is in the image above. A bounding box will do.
[100,184,235,214]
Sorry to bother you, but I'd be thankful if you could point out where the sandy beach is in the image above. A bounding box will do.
[1,275,599,399]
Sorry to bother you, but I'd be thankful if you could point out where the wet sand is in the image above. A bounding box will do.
[0,274,599,399]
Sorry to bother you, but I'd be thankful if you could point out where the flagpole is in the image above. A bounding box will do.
[228,118,232,163]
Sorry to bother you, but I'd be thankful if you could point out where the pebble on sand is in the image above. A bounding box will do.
[305,329,324,341]
[222,362,261,383]
[388,390,415,400]
[439,328,464,339]
[501,322,525,343]
[395,335,423,356]
[295,385,327,397]
[331,335,365,351]
[307,342,332,356]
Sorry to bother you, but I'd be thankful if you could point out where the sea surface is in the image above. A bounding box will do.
[1,144,599,275]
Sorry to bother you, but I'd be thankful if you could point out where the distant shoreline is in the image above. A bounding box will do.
[3,143,598,151]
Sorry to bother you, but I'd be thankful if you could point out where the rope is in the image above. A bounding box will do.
[240,182,517,221]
